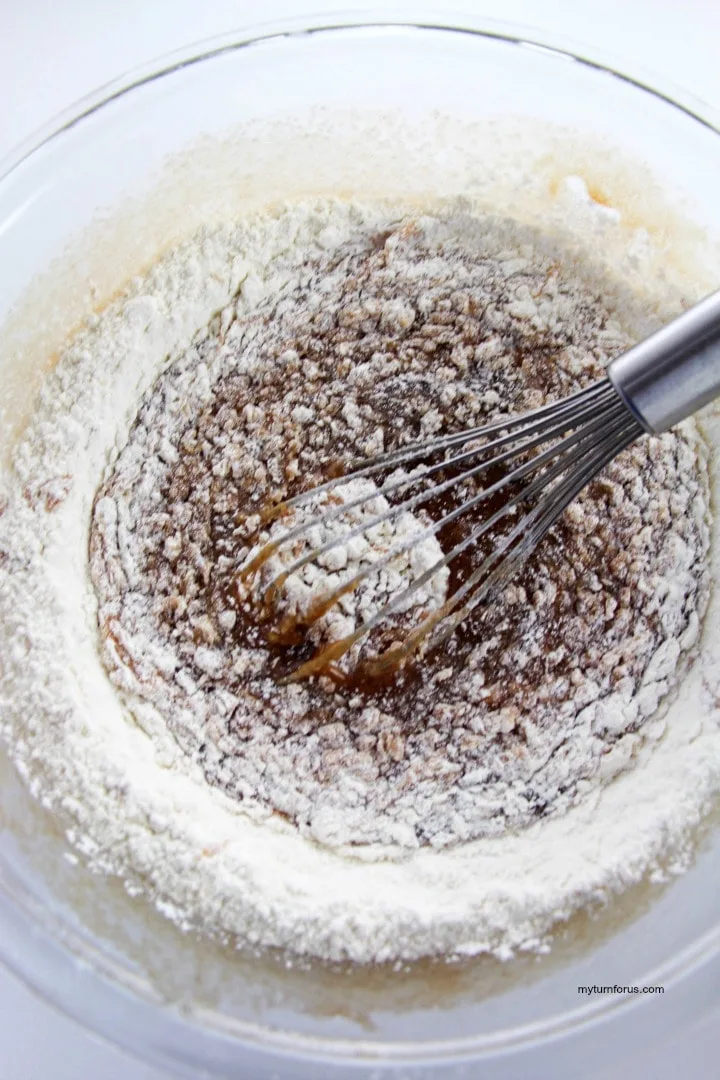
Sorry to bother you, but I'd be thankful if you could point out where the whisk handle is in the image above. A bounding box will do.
[608,288,720,433]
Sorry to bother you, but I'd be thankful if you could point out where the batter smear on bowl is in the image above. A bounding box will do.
[1,199,718,963]
[89,207,708,849]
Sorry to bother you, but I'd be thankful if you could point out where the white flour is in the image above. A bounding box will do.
[237,476,450,665]
[1,198,720,964]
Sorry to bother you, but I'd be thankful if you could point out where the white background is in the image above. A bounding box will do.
[0,1,719,1077]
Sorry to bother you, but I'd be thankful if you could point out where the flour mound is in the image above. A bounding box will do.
[239,477,449,669]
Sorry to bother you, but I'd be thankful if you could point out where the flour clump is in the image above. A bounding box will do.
[238,476,449,674]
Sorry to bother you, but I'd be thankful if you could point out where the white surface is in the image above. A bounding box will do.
[0,0,719,1077]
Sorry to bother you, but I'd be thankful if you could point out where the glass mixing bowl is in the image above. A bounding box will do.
[1,14,719,1079]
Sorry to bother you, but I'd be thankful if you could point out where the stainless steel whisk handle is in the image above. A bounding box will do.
[608,288,720,433]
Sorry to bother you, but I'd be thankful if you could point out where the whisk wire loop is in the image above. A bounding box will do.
[241,378,644,681]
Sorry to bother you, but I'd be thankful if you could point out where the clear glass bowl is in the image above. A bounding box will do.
[1,15,719,1079]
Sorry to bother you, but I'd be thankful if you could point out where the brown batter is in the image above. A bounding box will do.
[89,211,708,849]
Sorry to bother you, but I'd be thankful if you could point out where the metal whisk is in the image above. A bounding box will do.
[243,289,720,683]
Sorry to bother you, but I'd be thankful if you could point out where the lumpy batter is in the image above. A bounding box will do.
[89,210,709,849]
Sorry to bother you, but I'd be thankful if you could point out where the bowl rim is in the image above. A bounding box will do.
[1,10,719,1074]
[3,7,720,182]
